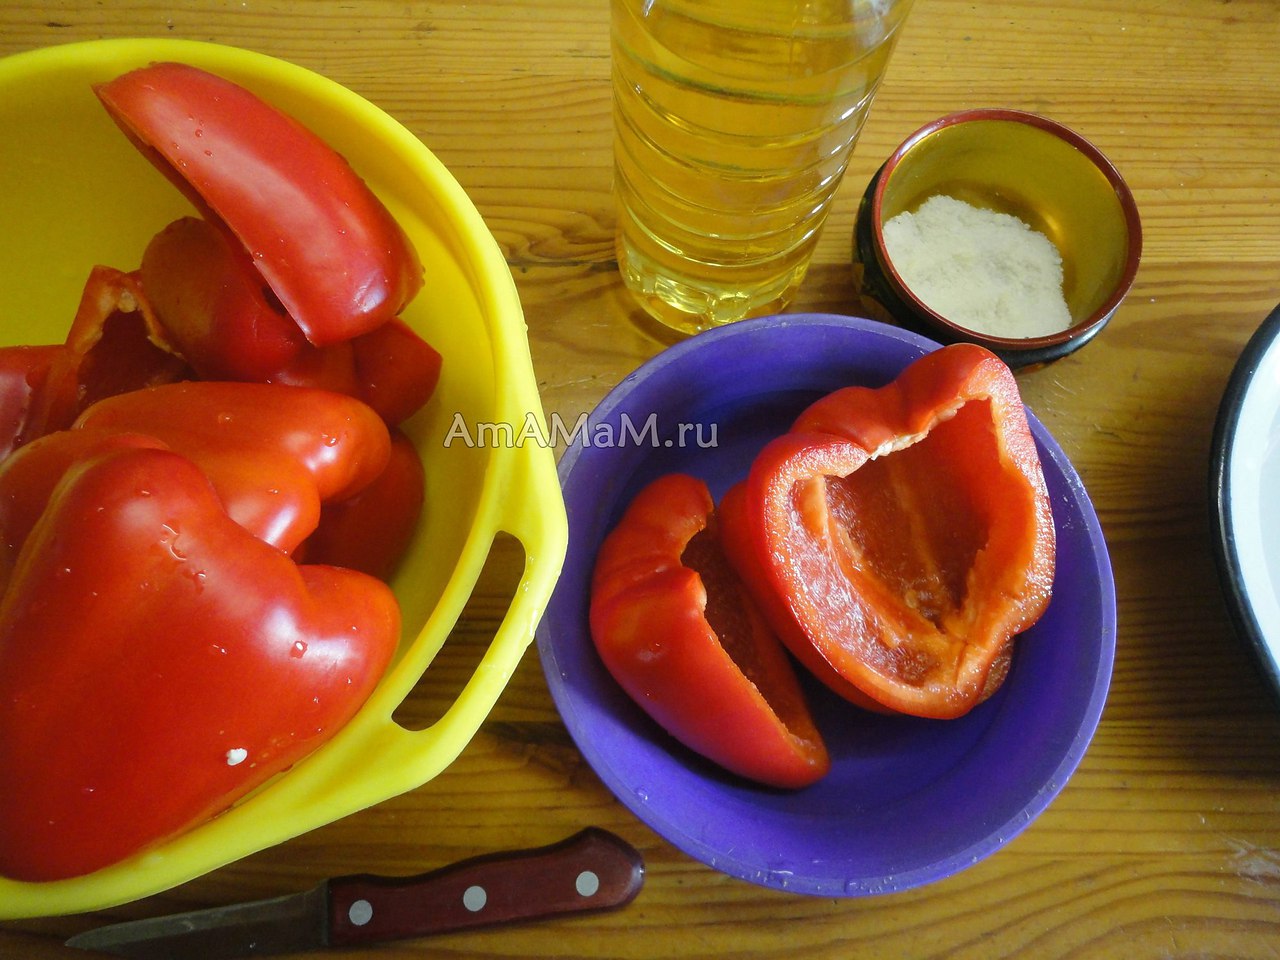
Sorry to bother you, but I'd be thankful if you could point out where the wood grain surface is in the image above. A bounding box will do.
[2,0,1279,957]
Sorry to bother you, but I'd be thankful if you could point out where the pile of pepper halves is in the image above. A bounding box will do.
[590,344,1057,789]
[0,64,439,881]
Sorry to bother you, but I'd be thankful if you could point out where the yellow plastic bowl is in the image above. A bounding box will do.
[0,39,566,917]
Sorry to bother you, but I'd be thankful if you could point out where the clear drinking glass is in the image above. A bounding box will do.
[612,0,916,335]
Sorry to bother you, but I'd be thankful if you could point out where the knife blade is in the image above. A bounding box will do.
[65,827,644,959]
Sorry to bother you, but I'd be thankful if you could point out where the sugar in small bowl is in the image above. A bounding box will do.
[854,109,1142,367]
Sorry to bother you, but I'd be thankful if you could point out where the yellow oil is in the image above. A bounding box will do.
[612,0,914,334]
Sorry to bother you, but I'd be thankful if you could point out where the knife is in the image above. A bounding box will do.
[65,827,644,959]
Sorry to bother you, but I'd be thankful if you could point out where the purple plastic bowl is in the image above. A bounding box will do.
[535,313,1115,896]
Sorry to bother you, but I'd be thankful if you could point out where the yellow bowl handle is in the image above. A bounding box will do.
[385,430,567,776]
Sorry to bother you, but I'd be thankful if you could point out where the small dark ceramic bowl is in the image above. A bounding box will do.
[854,109,1142,368]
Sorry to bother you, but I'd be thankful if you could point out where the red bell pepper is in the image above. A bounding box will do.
[349,318,443,427]
[265,319,442,426]
[49,266,192,421]
[140,217,442,425]
[6,266,192,454]
[95,62,424,347]
[0,429,168,595]
[139,216,311,382]
[72,381,392,553]
[0,344,63,461]
[725,344,1054,720]
[261,319,443,426]
[0,447,400,881]
[74,380,392,502]
[296,429,425,581]
[590,473,829,789]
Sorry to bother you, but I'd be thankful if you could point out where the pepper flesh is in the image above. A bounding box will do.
[729,344,1054,719]
[590,473,829,789]
[3,267,192,455]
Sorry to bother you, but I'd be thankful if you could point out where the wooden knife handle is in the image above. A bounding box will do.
[324,828,644,946]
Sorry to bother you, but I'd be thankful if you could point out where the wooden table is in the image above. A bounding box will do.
[3,1,1279,956]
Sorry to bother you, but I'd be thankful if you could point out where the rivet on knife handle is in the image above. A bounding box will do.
[325,827,644,946]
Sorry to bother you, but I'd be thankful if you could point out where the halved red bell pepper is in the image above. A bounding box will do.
[2,377,395,587]
[0,344,63,461]
[259,318,443,426]
[349,318,443,427]
[10,266,192,452]
[67,378,386,552]
[718,480,893,715]
[590,472,829,789]
[75,381,391,503]
[140,217,442,425]
[296,429,425,581]
[726,344,1054,720]
[0,446,400,881]
[139,216,311,382]
[72,381,392,553]
[95,62,424,347]
[0,429,168,595]
[51,267,192,419]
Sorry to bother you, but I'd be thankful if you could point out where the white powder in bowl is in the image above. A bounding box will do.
[881,194,1073,339]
